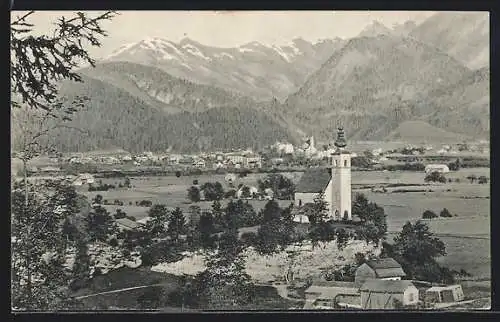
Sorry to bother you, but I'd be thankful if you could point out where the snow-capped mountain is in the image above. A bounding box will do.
[103,37,346,101]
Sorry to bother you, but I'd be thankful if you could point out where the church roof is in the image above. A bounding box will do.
[295,168,332,193]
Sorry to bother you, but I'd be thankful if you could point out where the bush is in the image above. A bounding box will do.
[422,210,438,219]
[439,208,453,218]
[225,189,237,199]
[193,179,199,185]
[424,171,447,183]
[126,216,136,221]
[114,209,127,219]
[478,176,488,184]
[138,200,152,207]
[108,238,119,247]
[240,232,258,246]
[175,171,182,178]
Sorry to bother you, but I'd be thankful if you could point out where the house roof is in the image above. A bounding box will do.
[359,279,415,294]
[426,285,462,292]
[305,285,360,299]
[295,168,331,193]
[116,218,142,230]
[365,258,406,278]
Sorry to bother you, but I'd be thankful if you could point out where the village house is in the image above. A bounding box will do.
[236,185,259,199]
[245,155,262,168]
[359,279,419,309]
[275,142,294,155]
[193,159,206,168]
[304,280,360,309]
[425,164,450,174]
[424,285,464,303]
[354,258,406,288]
[294,127,352,221]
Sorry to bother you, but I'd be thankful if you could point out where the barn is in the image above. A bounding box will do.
[304,280,360,309]
[424,285,464,303]
[360,279,419,309]
[354,258,406,288]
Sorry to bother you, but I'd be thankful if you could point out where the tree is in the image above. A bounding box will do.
[352,194,370,223]
[256,201,293,254]
[11,11,117,310]
[261,200,282,224]
[193,229,254,309]
[439,208,453,218]
[11,181,87,310]
[448,159,461,171]
[257,174,295,200]
[466,174,477,183]
[114,209,127,219]
[93,194,103,205]
[240,186,251,199]
[187,186,201,203]
[306,192,329,224]
[224,200,258,229]
[61,218,80,244]
[197,212,216,249]
[84,205,116,242]
[422,210,438,219]
[352,194,387,244]
[385,221,450,283]
[336,228,350,250]
[168,208,187,243]
[145,204,169,238]
[201,182,225,201]
[11,11,117,113]
[425,171,447,183]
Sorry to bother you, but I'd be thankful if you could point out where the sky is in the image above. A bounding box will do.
[12,11,437,59]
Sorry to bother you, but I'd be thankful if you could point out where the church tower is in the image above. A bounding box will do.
[330,127,352,221]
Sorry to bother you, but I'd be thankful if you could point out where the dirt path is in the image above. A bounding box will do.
[74,283,167,300]
[387,231,490,240]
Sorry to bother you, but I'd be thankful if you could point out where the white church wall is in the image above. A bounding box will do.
[331,153,352,220]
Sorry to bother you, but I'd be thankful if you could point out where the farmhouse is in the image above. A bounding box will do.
[236,185,259,199]
[294,127,352,221]
[304,280,360,309]
[360,279,419,309]
[425,164,450,174]
[354,258,406,288]
[424,285,464,303]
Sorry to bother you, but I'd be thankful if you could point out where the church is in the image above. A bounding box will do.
[294,127,352,221]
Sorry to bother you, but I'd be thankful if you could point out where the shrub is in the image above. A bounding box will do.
[193,179,199,185]
[425,171,447,183]
[478,176,488,184]
[240,232,258,246]
[126,216,136,221]
[138,200,152,207]
[175,171,182,178]
[422,210,438,219]
[108,238,119,247]
[439,208,453,218]
[114,209,127,219]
